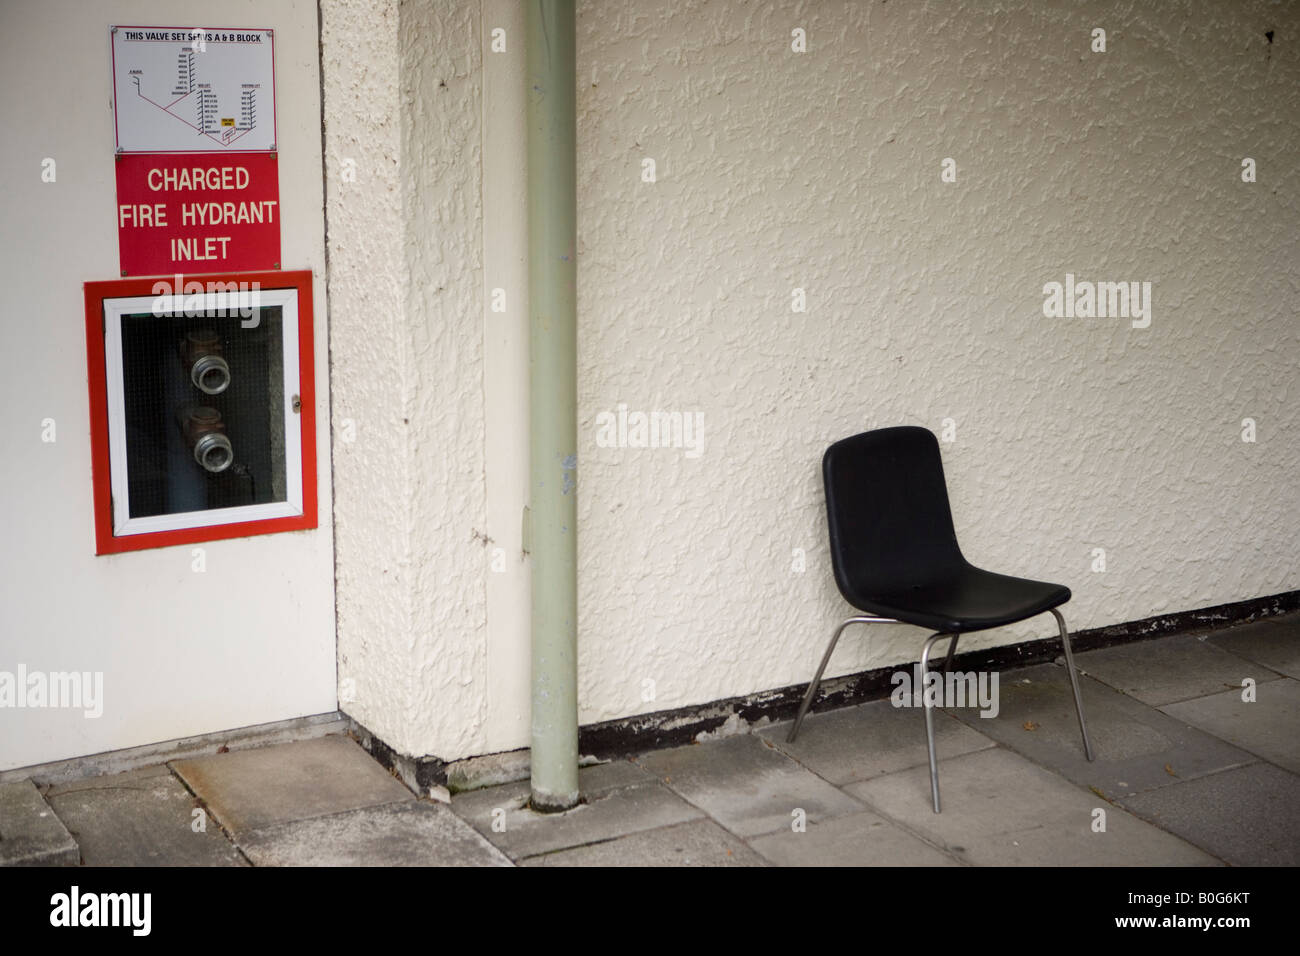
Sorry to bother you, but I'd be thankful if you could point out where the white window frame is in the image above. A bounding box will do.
[102,288,303,537]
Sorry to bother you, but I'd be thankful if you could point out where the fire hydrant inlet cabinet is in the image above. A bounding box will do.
[83,270,317,554]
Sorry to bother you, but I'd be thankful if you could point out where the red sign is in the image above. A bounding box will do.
[114,152,280,276]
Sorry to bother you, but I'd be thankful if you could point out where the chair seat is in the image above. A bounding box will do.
[843,563,1070,633]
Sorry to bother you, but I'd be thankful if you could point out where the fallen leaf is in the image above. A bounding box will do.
[1022,721,1038,731]
[1164,763,1178,778]
[216,744,229,754]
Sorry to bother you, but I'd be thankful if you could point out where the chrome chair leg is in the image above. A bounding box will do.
[919,632,951,813]
[1050,607,1095,761]
[942,633,960,674]
[788,616,897,743]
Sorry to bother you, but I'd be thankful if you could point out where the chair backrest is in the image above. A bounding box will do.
[822,426,966,601]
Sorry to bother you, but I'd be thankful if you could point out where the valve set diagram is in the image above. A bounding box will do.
[111,26,276,154]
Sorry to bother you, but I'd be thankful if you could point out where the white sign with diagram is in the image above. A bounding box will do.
[111,26,276,153]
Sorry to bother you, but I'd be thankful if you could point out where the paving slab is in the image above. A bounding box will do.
[847,748,1218,866]
[448,757,655,820]
[45,767,244,866]
[171,735,411,837]
[522,819,766,867]
[949,663,1254,800]
[1206,615,1300,680]
[1076,634,1281,706]
[759,698,996,785]
[749,809,960,866]
[239,800,513,866]
[570,757,658,793]
[450,760,700,859]
[0,779,79,866]
[636,734,863,838]
[1119,762,1300,867]
[1160,678,1300,774]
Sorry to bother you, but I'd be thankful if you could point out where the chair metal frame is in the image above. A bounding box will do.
[787,607,1094,813]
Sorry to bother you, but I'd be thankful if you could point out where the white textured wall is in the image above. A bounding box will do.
[323,0,489,759]
[324,0,1297,763]
[570,0,1299,725]
[0,0,335,771]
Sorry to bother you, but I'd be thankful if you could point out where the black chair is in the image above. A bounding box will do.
[788,425,1094,812]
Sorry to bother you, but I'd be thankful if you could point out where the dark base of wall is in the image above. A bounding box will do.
[580,588,1298,760]
[349,589,1299,789]
[348,721,449,796]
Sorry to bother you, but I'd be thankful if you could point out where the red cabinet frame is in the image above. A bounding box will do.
[83,269,317,554]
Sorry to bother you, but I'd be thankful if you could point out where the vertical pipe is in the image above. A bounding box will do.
[526,0,578,812]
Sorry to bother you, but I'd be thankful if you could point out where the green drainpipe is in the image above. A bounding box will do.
[526,0,579,812]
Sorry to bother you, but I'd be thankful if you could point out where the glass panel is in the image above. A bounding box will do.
[119,307,286,519]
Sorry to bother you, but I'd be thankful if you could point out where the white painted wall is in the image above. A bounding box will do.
[481,0,533,753]
[332,0,1299,765]
[0,0,335,771]
[6,0,1294,773]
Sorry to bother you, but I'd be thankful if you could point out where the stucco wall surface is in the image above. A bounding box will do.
[322,0,1296,763]
[570,0,1299,726]
[322,0,488,759]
